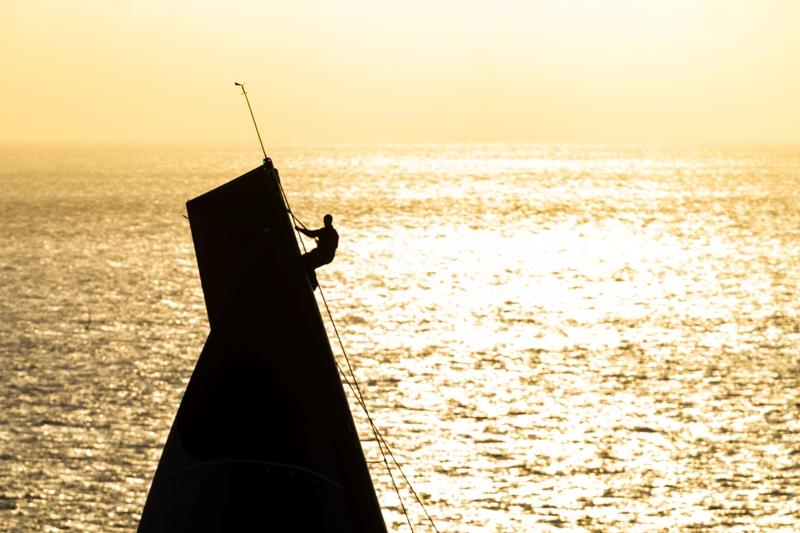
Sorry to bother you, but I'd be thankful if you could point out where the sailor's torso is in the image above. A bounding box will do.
[317,226,339,255]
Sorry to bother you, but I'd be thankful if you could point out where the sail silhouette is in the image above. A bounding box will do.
[137,160,387,532]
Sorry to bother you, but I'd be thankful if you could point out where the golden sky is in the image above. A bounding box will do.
[2,0,798,144]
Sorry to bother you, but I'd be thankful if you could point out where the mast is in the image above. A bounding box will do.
[138,162,387,532]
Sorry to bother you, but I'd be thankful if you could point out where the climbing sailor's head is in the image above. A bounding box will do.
[323,214,333,226]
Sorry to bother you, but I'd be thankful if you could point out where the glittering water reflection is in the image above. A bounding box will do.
[1,143,798,531]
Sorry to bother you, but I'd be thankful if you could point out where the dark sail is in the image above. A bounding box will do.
[138,160,387,532]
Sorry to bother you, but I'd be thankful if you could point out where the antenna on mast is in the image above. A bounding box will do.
[234,82,268,161]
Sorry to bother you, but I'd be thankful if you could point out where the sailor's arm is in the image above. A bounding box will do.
[296,226,320,237]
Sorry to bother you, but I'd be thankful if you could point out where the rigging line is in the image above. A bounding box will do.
[318,283,444,533]
[236,83,431,530]
[328,347,414,533]
[274,169,412,533]
[270,157,435,531]
[285,211,410,528]
[306,254,412,532]
[275,173,310,232]
[270,165,309,251]
[333,358,440,533]
[373,428,441,532]
[290,211,309,230]
[234,86,409,525]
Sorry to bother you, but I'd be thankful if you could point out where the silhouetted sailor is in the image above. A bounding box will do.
[296,214,338,289]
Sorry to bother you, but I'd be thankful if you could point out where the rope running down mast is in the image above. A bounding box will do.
[236,82,439,531]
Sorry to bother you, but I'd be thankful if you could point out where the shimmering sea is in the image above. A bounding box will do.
[1,143,799,532]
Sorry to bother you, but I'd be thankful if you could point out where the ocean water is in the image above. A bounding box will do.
[1,142,799,532]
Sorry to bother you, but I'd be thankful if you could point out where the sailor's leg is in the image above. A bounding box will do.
[302,249,326,270]
[300,251,321,289]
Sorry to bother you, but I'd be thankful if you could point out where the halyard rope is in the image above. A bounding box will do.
[315,282,414,532]
[273,165,439,532]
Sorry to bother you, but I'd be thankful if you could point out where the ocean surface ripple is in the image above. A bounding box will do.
[1,143,798,531]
